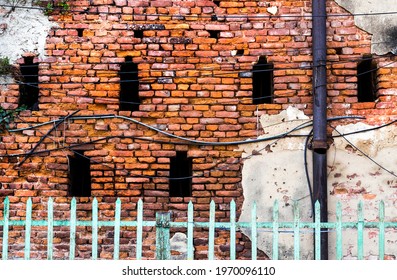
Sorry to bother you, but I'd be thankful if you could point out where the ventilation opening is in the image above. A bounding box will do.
[252,56,274,104]
[169,151,192,197]
[134,30,144,39]
[208,30,220,39]
[236,49,244,56]
[68,151,91,197]
[335,47,343,55]
[76,28,84,37]
[19,57,39,110]
[357,55,377,102]
[119,56,140,111]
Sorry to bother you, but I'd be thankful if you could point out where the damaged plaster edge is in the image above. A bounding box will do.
[333,0,397,55]
[0,3,58,64]
[332,121,397,158]
[237,106,312,157]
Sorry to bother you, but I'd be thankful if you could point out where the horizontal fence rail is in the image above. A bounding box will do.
[0,197,395,260]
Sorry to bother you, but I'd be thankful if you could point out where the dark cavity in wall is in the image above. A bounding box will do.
[252,56,274,104]
[76,28,84,37]
[19,57,39,110]
[119,56,140,111]
[134,30,144,39]
[169,151,192,197]
[68,151,91,197]
[357,55,377,102]
[208,30,220,39]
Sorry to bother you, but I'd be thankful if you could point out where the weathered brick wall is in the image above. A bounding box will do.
[1,0,397,259]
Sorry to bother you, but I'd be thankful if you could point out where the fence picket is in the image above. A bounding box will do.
[2,197,9,260]
[114,198,121,260]
[69,197,76,260]
[24,198,32,260]
[251,201,257,260]
[92,198,98,260]
[336,201,343,260]
[378,200,385,260]
[230,200,236,260]
[208,200,215,260]
[314,201,321,260]
[136,199,143,260]
[272,200,279,260]
[47,198,54,260]
[293,201,300,260]
[156,212,170,260]
[357,201,364,260]
[187,201,194,260]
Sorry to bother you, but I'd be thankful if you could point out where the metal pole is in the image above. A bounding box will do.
[312,0,328,260]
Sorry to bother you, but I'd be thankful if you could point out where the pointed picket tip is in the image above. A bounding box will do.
[188,200,194,213]
[4,196,9,204]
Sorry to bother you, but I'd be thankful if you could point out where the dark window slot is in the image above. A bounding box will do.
[357,56,377,102]
[252,56,274,104]
[169,151,192,197]
[19,57,39,110]
[119,57,140,111]
[68,151,91,197]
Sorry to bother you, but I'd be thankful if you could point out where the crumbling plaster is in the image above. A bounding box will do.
[0,1,56,63]
[239,107,397,259]
[335,0,397,54]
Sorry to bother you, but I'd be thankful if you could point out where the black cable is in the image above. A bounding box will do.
[16,110,80,167]
[329,124,397,178]
[2,53,393,81]
[304,128,314,218]
[4,4,397,18]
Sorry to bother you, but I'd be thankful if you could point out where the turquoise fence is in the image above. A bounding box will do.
[0,197,395,260]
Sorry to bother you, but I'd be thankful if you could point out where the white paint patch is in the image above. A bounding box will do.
[0,2,57,62]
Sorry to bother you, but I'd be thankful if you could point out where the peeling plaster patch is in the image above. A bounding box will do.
[334,0,397,54]
[0,4,57,63]
[239,107,397,259]
[170,232,191,260]
[238,106,314,260]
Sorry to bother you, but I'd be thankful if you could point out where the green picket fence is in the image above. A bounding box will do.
[0,197,395,260]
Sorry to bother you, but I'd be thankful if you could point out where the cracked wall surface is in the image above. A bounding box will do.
[335,0,397,54]
[239,107,397,259]
[0,1,56,62]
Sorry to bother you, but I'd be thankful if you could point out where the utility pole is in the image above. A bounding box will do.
[312,0,328,260]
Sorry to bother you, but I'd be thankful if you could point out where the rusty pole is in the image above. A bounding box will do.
[312,0,329,260]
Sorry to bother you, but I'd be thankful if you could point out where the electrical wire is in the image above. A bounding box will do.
[3,4,397,19]
[2,53,393,82]
[329,124,397,178]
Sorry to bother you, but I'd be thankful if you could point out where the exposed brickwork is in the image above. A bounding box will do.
[1,0,397,259]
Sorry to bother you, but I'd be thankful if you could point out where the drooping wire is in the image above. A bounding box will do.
[3,4,397,19]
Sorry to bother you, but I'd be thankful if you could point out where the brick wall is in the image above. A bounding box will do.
[0,0,396,259]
